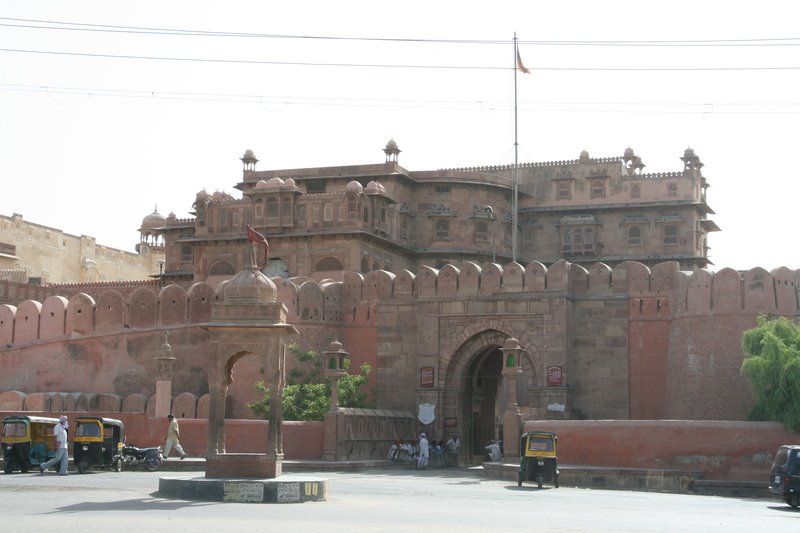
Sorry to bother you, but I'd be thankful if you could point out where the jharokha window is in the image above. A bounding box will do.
[630,183,641,199]
[627,226,642,246]
[556,180,572,200]
[590,179,606,199]
[663,224,679,246]
[434,218,450,241]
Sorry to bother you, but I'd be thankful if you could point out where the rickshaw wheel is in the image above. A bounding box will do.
[77,461,88,474]
[20,465,29,473]
[3,460,13,474]
[113,458,122,472]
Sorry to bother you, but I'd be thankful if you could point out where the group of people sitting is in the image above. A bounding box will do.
[388,434,461,469]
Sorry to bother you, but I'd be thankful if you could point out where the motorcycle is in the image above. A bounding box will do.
[116,442,163,472]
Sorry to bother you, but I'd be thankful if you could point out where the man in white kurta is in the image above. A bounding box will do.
[164,414,188,459]
[40,415,69,475]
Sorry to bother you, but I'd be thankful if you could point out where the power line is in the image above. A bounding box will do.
[2,83,799,115]
[2,17,800,47]
[2,47,800,71]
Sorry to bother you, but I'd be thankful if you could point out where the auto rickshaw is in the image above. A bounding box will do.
[1,415,59,474]
[518,431,559,488]
[73,417,124,473]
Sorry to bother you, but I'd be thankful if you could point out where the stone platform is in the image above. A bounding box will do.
[158,474,328,503]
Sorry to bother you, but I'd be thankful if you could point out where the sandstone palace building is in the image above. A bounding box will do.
[2,141,798,464]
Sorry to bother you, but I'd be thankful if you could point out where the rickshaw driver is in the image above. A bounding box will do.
[39,415,69,476]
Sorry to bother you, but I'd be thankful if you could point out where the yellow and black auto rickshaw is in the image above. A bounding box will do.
[73,417,124,473]
[1,415,59,474]
[518,431,559,488]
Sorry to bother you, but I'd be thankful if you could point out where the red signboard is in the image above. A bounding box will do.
[420,366,435,388]
[546,366,563,387]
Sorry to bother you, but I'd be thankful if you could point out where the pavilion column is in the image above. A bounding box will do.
[501,338,525,462]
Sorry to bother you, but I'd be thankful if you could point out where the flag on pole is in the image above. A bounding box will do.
[246,224,270,269]
[516,45,530,74]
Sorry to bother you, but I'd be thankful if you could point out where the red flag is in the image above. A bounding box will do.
[516,45,530,74]
[245,225,270,269]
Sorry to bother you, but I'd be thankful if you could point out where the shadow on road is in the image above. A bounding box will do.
[48,494,217,514]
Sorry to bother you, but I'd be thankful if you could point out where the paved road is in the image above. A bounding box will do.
[1,467,797,532]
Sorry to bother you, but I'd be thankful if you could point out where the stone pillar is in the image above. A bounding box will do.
[153,332,176,419]
[322,340,349,461]
[501,338,524,462]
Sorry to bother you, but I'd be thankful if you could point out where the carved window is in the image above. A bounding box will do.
[590,179,606,199]
[347,195,357,214]
[360,256,369,274]
[630,183,641,199]
[281,197,292,223]
[323,203,333,222]
[523,227,536,250]
[266,197,278,218]
[562,226,595,254]
[400,216,409,240]
[667,183,678,197]
[556,181,571,200]
[475,220,489,242]
[663,224,679,246]
[180,245,193,262]
[255,198,264,219]
[434,218,450,241]
[627,226,642,246]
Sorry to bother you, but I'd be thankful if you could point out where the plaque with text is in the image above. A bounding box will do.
[420,366,435,388]
[223,481,264,503]
[546,366,563,387]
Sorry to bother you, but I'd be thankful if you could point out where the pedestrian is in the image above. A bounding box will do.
[40,415,69,475]
[416,432,429,469]
[164,414,188,459]
[446,436,460,467]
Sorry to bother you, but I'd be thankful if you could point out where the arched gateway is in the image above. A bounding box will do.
[442,329,540,465]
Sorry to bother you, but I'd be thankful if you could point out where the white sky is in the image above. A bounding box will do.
[1,0,798,271]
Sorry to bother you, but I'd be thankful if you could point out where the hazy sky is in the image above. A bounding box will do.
[1,1,798,271]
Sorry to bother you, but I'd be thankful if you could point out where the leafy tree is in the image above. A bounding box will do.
[741,316,800,431]
[247,344,372,422]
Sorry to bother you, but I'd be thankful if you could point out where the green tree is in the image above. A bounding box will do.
[741,316,800,431]
[247,344,372,422]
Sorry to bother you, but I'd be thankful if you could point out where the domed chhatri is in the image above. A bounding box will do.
[140,207,166,231]
[383,138,401,162]
[223,265,277,304]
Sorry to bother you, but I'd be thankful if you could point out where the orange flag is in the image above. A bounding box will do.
[245,224,270,268]
[516,45,530,74]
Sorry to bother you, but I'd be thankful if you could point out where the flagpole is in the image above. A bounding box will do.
[512,33,519,263]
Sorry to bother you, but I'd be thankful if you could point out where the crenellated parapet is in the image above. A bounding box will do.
[1,261,797,348]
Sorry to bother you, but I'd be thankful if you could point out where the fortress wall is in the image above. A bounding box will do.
[1,262,798,422]
[569,263,630,419]
[630,265,799,420]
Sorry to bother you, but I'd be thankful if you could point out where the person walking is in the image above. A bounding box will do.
[40,415,69,475]
[416,432,429,470]
[164,414,188,459]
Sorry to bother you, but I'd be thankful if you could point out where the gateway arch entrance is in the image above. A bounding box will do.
[444,329,537,466]
[464,344,503,463]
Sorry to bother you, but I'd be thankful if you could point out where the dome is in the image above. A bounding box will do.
[346,180,364,194]
[365,181,381,194]
[255,179,269,189]
[684,147,695,157]
[624,147,635,158]
[283,178,299,192]
[140,208,166,231]
[385,138,398,151]
[223,266,277,304]
[265,177,284,190]
[579,149,590,161]
[243,149,255,159]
